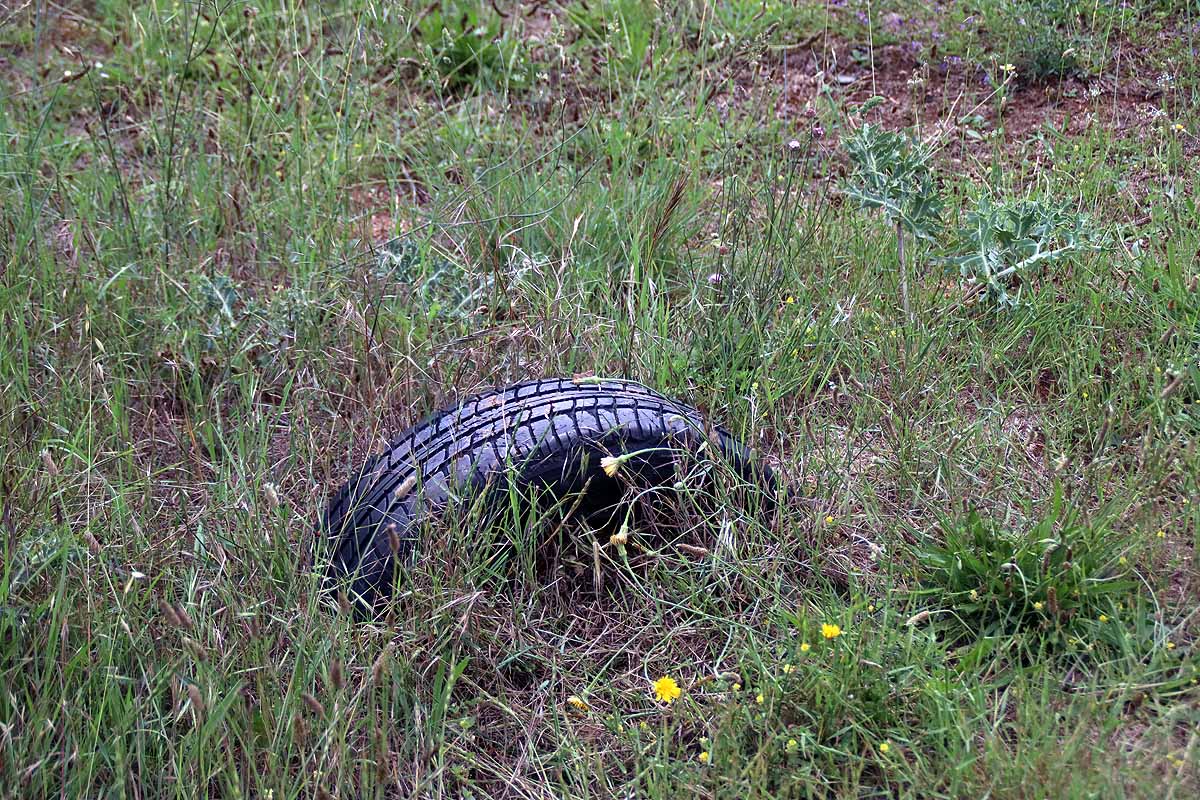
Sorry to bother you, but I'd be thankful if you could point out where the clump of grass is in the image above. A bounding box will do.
[912,488,1138,657]
[984,0,1082,81]
[416,3,535,93]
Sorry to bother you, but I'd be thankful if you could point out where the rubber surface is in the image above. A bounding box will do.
[319,378,774,604]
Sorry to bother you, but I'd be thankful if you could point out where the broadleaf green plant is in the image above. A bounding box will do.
[949,196,1104,309]
[841,119,943,317]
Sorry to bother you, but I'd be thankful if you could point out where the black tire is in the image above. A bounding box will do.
[320,378,775,605]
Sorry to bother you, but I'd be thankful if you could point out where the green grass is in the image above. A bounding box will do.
[2,0,1198,797]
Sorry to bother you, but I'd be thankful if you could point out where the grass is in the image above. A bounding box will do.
[1,0,1198,797]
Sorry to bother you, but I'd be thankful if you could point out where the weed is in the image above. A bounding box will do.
[949,195,1105,308]
[842,112,943,316]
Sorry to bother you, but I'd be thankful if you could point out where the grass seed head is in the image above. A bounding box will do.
[371,647,390,685]
[183,637,206,662]
[186,684,204,720]
[302,692,326,716]
[159,599,183,628]
[173,603,194,629]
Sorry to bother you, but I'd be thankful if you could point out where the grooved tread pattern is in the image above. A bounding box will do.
[320,378,770,603]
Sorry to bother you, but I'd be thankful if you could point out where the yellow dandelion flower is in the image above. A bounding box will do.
[824,515,835,525]
[1157,530,1166,539]
[1034,601,1044,611]
[1118,556,1127,565]
[601,455,622,478]
[800,642,811,653]
[784,296,795,305]
[821,623,842,639]
[732,683,741,691]
[781,663,795,674]
[653,676,682,704]
[567,695,589,711]
[880,741,891,753]
[1099,615,1109,623]
[755,693,764,704]
[698,750,709,763]
[786,738,799,753]
[1166,640,1176,650]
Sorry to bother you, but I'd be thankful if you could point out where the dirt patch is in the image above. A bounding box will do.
[346,183,421,245]
[714,36,1199,206]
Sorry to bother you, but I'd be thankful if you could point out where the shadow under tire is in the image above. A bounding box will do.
[319,378,775,607]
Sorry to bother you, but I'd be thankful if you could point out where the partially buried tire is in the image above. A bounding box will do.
[319,377,776,606]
